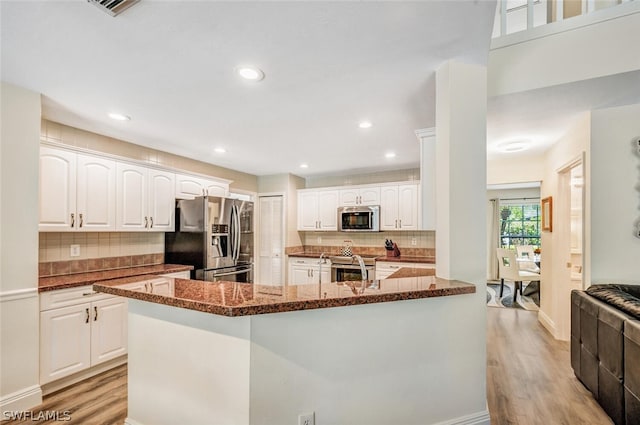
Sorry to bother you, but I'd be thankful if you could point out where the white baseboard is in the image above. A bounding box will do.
[41,355,127,396]
[0,384,42,413]
[432,409,491,425]
[538,309,557,338]
[124,418,145,425]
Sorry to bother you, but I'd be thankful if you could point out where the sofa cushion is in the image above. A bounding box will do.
[625,320,640,397]
[587,285,640,320]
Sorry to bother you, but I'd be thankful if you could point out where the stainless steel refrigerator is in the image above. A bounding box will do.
[164,196,254,282]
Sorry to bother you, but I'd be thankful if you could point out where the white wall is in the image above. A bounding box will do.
[539,112,590,340]
[487,155,545,185]
[489,7,640,96]
[590,103,640,284]
[0,82,42,410]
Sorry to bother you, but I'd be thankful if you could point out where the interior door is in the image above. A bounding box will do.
[258,195,283,286]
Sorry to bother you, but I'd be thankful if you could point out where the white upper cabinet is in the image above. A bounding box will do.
[297,189,338,231]
[39,147,116,231]
[116,163,175,231]
[175,173,229,199]
[339,186,380,207]
[380,183,419,231]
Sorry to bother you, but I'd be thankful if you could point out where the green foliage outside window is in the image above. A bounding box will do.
[500,203,541,249]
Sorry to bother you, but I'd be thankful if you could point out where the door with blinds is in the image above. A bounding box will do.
[258,196,284,286]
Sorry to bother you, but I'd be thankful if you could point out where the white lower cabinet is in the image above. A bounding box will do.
[375,261,435,280]
[40,286,127,385]
[288,257,331,285]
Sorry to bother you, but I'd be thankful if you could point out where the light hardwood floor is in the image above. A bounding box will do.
[2,307,613,425]
[487,306,613,425]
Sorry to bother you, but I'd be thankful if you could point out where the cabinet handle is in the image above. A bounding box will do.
[395,219,398,229]
[82,291,97,296]
[79,213,83,228]
[94,306,98,321]
[150,217,154,228]
[296,260,305,263]
[144,216,148,228]
[148,282,154,293]
[399,219,402,228]
[85,308,90,324]
[144,282,149,292]
[71,213,75,228]
[311,269,314,277]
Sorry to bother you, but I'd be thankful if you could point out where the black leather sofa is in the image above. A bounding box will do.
[571,284,640,425]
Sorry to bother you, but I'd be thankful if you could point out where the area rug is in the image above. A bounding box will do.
[487,280,540,311]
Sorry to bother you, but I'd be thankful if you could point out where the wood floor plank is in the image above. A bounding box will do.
[486,307,613,425]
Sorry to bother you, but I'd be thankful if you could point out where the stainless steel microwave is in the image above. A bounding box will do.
[338,206,380,232]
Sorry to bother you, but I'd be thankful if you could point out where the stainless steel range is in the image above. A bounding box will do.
[330,255,376,282]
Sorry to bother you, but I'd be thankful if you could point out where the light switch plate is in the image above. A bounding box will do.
[70,244,80,257]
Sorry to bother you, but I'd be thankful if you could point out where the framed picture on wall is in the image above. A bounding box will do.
[541,196,553,232]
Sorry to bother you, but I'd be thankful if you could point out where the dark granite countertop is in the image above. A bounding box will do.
[93,268,475,317]
[38,264,193,292]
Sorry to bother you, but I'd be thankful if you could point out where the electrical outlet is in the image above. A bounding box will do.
[298,412,315,425]
[411,237,417,246]
[317,236,322,244]
[70,244,80,257]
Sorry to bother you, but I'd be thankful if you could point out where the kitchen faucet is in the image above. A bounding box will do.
[318,252,327,284]
[352,255,367,281]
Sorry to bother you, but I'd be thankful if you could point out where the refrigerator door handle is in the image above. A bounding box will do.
[231,204,240,263]
[211,268,250,278]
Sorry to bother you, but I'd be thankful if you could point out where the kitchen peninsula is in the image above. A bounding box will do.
[94,272,479,425]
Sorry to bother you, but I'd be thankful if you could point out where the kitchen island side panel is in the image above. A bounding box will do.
[249,292,487,425]
[126,300,251,425]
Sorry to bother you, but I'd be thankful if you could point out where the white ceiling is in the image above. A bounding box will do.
[2,1,637,178]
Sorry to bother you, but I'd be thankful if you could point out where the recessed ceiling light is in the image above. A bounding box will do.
[108,112,130,121]
[300,163,309,169]
[497,141,531,153]
[236,66,265,81]
[214,147,226,154]
[385,152,396,159]
[359,121,372,129]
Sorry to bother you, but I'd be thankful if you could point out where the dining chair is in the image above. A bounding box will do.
[496,248,540,301]
[516,245,540,273]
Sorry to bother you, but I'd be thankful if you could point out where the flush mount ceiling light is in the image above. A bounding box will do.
[497,140,531,153]
[214,147,226,154]
[358,121,373,129]
[108,112,131,121]
[385,152,396,159]
[236,66,265,81]
[300,163,309,169]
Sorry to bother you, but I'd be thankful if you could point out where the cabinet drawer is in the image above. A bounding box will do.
[40,285,116,311]
[160,271,190,279]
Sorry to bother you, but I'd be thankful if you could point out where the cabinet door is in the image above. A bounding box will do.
[379,186,399,230]
[175,174,206,199]
[317,190,338,230]
[204,181,228,197]
[91,297,128,366]
[397,184,419,230]
[40,303,91,384]
[297,191,320,231]
[289,260,311,285]
[359,187,380,206]
[39,147,77,231]
[76,154,116,231]
[339,189,360,207]
[148,169,175,231]
[116,163,148,231]
[149,278,173,295]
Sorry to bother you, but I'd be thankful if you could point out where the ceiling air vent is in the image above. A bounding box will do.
[87,0,140,17]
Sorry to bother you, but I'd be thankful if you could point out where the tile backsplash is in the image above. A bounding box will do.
[301,231,435,251]
[39,232,164,262]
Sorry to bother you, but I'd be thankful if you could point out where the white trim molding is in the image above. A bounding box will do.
[433,409,491,425]
[538,309,558,338]
[124,418,145,425]
[415,127,436,140]
[0,385,43,413]
[0,288,38,303]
